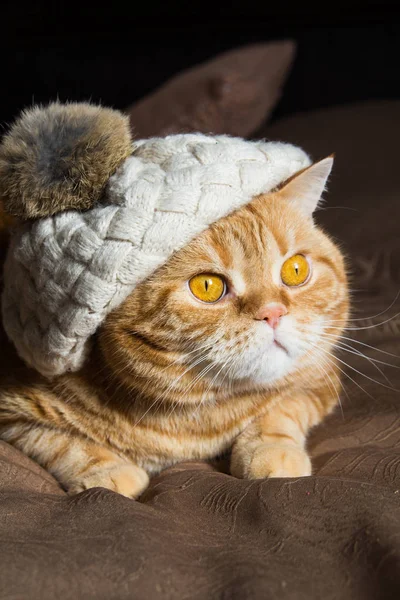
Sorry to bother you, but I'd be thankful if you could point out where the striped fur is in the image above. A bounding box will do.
[0,164,348,497]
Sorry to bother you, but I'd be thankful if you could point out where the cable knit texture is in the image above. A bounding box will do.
[2,133,310,377]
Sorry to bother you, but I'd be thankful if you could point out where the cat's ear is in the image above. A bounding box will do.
[279,156,334,217]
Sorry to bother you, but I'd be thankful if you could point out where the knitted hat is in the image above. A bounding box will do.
[0,103,311,378]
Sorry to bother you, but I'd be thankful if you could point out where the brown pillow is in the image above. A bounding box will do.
[125,41,295,138]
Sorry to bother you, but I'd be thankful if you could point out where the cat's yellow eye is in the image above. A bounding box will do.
[281,255,310,287]
[189,274,226,303]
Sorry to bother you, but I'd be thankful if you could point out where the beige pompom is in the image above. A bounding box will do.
[0,102,133,219]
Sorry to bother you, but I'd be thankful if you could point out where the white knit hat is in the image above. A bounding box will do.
[0,104,310,378]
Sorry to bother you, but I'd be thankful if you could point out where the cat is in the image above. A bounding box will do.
[0,158,348,498]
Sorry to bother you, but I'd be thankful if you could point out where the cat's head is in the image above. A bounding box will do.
[99,158,348,397]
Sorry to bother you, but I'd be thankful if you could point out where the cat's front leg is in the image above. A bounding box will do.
[231,389,336,479]
[1,423,149,498]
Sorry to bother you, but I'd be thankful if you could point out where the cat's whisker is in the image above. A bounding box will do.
[301,340,345,403]
[213,352,240,386]
[300,324,399,387]
[318,310,400,332]
[292,340,346,416]
[318,331,400,360]
[131,351,215,428]
[158,352,217,414]
[303,327,398,380]
[156,341,216,374]
[303,340,377,402]
[218,352,242,393]
[110,331,215,369]
[319,290,400,323]
[205,352,246,411]
[325,339,393,385]
[180,362,217,399]
[305,339,399,393]
[190,357,233,420]
[99,339,217,405]
[104,337,219,424]
[166,361,218,420]
[163,353,223,420]
[333,341,393,385]
[324,336,399,371]
[316,205,359,212]
[310,353,344,418]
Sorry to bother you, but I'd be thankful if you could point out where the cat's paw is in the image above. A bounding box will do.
[67,463,149,498]
[231,443,312,479]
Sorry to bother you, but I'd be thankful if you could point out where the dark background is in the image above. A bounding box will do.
[1,2,400,128]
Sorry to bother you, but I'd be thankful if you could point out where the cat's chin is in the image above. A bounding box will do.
[228,341,294,388]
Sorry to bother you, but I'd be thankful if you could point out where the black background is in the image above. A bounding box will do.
[1,2,400,127]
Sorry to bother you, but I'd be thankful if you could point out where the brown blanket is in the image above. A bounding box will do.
[0,101,399,599]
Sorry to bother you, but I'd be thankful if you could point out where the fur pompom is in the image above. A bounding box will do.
[0,102,133,219]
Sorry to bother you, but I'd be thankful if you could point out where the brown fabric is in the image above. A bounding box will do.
[0,101,399,599]
[125,42,296,139]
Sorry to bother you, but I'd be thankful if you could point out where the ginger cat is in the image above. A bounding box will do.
[0,158,348,497]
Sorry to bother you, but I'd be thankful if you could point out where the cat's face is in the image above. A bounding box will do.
[100,158,348,395]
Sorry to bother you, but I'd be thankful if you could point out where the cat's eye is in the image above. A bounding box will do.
[189,273,226,303]
[281,255,310,287]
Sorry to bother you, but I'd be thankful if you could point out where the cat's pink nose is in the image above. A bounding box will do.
[256,303,287,329]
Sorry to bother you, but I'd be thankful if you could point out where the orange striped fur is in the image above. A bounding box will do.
[0,162,348,497]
